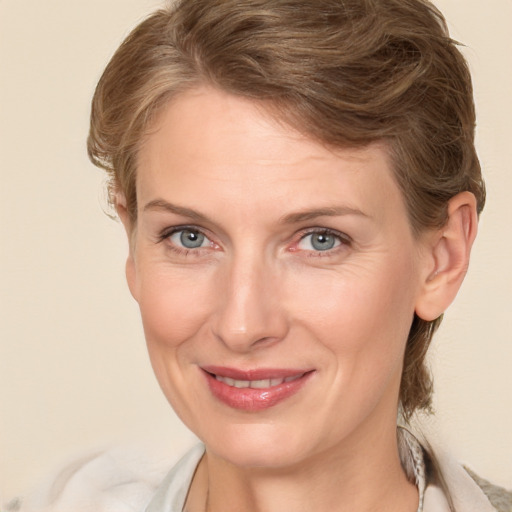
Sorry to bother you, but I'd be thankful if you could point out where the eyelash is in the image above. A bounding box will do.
[157,226,351,258]
[293,228,351,257]
[157,225,216,258]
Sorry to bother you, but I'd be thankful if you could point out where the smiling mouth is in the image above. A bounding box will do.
[201,366,314,411]
[213,373,304,389]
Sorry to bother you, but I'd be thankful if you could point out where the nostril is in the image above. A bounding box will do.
[253,336,277,347]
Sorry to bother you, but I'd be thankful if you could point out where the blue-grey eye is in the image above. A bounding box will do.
[170,229,207,249]
[298,232,341,251]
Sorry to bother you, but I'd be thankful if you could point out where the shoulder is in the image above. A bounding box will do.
[399,426,511,512]
[424,439,512,512]
[5,447,184,512]
[465,467,512,512]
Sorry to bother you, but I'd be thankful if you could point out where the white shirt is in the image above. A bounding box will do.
[8,438,498,512]
[144,441,496,512]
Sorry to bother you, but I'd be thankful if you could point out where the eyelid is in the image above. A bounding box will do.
[298,227,351,243]
[158,224,209,242]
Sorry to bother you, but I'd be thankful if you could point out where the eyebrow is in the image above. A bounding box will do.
[143,199,369,224]
[280,206,369,224]
[143,199,210,222]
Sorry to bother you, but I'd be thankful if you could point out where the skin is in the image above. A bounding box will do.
[117,87,477,512]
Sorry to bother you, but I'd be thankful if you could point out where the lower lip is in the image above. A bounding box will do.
[203,370,313,411]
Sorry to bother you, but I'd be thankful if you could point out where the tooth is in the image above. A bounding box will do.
[215,375,300,389]
[250,379,271,389]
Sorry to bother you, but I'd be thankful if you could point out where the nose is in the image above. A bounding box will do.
[211,252,289,353]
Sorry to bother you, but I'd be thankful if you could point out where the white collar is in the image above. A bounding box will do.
[146,431,497,512]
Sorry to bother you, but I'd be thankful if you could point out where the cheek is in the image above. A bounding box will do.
[286,258,417,365]
[134,265,218,419]
[136,264,215,351]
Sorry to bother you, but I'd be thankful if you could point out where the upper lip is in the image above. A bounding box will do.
[201,365,313,381]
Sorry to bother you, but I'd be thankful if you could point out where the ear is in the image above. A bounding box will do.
[414,191,478,321]
[114,191,139,302]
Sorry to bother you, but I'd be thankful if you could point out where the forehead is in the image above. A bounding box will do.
[140,87,360,171]
[136,87,408,226]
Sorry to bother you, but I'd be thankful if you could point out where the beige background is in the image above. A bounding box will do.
[1,0,511,499]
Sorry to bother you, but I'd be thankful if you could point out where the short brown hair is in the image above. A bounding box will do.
[88,0,485,419]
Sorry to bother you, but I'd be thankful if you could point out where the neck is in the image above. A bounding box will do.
[186,422,418,512]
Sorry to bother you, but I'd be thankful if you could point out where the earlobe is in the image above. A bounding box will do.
[125,253,139,302]
[415,191,478,321]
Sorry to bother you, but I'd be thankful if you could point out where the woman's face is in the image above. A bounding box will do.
[126,87,433,468]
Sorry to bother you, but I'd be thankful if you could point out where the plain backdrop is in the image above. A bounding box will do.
[1,0,511,499]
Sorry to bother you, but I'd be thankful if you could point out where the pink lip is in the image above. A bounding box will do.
[201,366,314,411]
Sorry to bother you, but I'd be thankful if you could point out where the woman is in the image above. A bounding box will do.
[7,0,510,511]
[86,0,512,510]
[85,0,512,510]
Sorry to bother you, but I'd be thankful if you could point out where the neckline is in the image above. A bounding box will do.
[146,429,427,512]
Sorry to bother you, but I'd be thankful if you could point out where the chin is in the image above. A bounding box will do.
[199,421,320,470]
